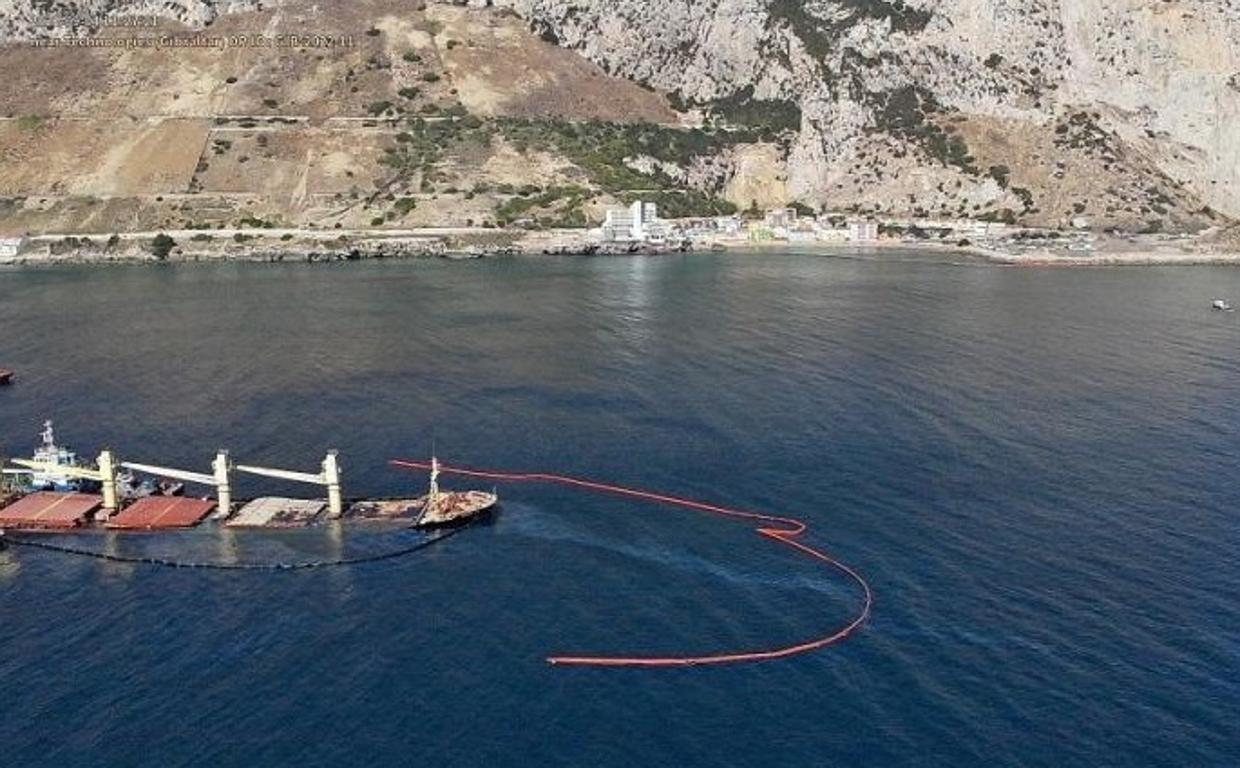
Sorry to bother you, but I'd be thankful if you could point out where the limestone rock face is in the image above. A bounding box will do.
[1,0,1236,229]
[457,0,1240,226]
[0,0,260,41]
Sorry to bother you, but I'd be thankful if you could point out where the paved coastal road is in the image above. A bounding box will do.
[22,226,500,242]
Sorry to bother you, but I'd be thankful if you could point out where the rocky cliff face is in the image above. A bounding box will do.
[0,0,259,40]
[453,0,1239,229]
[1,0,1235,231]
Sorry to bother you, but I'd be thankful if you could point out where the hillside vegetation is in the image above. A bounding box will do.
[0,0,1234,235]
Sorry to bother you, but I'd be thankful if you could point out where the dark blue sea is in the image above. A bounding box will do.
[1,251,1237,766]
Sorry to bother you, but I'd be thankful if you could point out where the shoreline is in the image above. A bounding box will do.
[3,227,1239,268]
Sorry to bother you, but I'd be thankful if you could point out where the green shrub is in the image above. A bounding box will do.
[709,86,802,135]
[149,233,175,259]
[869,85,979,175]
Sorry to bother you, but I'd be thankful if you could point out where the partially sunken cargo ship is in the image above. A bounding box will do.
[348,457,497,528]
[0,422,496,532]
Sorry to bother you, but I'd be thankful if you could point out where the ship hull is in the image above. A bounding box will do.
[414,490,498,529]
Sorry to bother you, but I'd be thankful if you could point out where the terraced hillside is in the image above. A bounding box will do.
[0,1,769,234]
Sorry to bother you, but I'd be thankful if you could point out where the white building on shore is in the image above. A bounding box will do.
[848,219,880,243]
[602,201,664,243]
[763,208,798,237]
[714,216,743,237]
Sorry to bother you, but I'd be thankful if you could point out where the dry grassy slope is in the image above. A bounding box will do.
[0,0,685,234]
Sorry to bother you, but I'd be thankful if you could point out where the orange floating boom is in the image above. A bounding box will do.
[389,459,872,669]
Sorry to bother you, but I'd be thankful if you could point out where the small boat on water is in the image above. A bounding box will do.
[0,369,12,385]
[1212,299,1234,312]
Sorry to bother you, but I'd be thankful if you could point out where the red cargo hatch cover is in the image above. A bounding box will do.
[0,492,101,529]
[107,497,215,529]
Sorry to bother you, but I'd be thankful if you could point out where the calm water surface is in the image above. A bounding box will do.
[1,252,1238,766]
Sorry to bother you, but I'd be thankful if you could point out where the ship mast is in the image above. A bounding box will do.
[41,420,55,449]
[427,455,441,510]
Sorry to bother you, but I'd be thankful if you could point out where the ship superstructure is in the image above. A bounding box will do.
[27,421,94,492]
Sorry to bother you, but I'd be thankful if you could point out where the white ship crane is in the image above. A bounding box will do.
[7,449,122,512]
[120,451,235,513]
[234,451,343,518]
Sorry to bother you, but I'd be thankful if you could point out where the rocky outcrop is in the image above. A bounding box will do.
[447,0,1239,229]
[0,0,260,40]
[2,0,1236,231]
